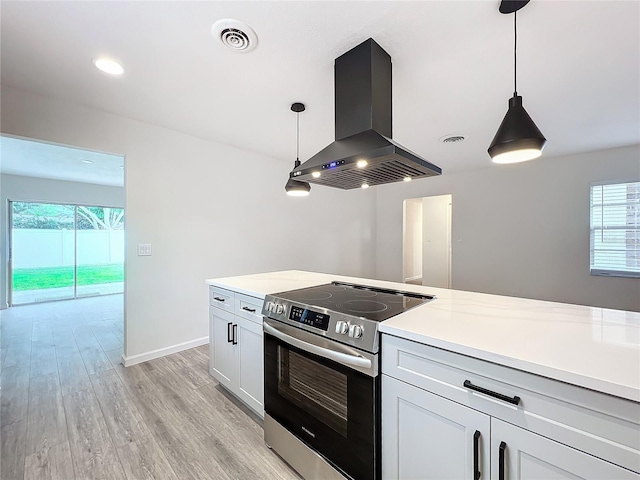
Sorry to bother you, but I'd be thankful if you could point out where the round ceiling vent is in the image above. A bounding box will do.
[211,19,258,53]
[439,135,466,143]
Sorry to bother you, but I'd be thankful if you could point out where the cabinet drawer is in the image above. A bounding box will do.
[382,334,640,473]
[209,286,234,312]
[383,335,524,415]
[234,293,263,324]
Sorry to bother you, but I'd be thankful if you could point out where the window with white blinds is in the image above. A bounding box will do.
[590,181,640,277]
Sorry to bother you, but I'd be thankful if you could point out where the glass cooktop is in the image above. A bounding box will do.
[273,282,434,322]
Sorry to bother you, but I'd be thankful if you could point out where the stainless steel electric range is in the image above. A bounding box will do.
[262,281,434,480]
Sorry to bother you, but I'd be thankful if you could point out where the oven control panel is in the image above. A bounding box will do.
[289,306,330,331]
[262,296,379,353]
[335,321,363,338]
[265,301,285,315]
[265,301,330,332]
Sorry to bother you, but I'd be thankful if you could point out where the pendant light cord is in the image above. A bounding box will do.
[513,9,518,96]
[294,111,301,167]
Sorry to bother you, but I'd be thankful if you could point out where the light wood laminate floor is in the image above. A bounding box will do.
[1,295,300,480]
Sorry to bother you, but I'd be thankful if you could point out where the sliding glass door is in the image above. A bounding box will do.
[76,206,125,297]
[10,201,124,305]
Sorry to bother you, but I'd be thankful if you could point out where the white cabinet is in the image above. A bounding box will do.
[383,375,490,480]
[491,418,638,480]
[383,374,633,480]
[210,308,236,389]
[209,286,264,417]
[382,334,640,479]
[234,315,263,414]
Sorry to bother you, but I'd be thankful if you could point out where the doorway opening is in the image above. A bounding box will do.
[1,134,125,360]
[403,194,452,288]
[1,134,125,309]
[9,201,124,305]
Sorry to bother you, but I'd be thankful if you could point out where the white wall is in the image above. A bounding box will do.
[0,173,125,307]
[375,145,640,312]
[402,198,422,282]
[421,194,451,289]
[0,85,376,359]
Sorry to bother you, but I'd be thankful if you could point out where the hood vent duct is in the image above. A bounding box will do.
[290,38,442,190]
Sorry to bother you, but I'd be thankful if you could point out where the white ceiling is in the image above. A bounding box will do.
[0,135,125,187]
[1,1,638,180]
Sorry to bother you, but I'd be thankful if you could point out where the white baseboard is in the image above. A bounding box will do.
[122,336,209,367]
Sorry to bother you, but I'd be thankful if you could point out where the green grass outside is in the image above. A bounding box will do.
[12,264,124,291]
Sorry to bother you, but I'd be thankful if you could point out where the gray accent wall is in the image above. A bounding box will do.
[374,144,640,312]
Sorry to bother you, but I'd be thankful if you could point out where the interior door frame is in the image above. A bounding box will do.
[402,194,453,288]
[73,205,78,299]
[7,200,14,308]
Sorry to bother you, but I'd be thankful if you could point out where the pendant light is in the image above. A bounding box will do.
[488,0,546,164]
[285,102,311,196]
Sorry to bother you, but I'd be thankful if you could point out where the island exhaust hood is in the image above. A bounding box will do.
[290,38,442,190]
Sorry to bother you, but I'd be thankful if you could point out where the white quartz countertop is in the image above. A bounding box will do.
[206,270,640,402]
[206,270,339,299]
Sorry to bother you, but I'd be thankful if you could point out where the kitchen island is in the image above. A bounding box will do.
[206,270,640,478]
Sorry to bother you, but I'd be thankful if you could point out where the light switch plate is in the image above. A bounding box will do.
[138,244,152,256]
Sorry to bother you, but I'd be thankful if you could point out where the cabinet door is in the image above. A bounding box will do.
[209,308,236,390]
[382,375,490,480]
[491,418,639,480]
[235,316,264,417]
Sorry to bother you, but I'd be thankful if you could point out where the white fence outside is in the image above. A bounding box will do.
[13,229,124,268]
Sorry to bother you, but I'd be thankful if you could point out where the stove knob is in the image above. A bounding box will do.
[275,304,285,315]
[266,302,274,313]
[348,324,363,339]
[335,321,348,335]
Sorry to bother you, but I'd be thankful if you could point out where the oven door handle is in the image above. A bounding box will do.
[264,320,373,371]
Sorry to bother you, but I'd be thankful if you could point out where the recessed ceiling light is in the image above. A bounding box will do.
[93,57,125,75]
[356,160,368,168]
[361,182,369,189]
[311,171,321,178]
[403,176,412,182]
[81,159,94,164]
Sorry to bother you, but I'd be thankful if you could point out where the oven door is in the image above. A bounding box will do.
[263,319,378,480]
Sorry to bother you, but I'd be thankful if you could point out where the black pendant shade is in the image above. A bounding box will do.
[489,1,546,164]
[284,178,312,196]
[285,159,311,196]
[488,95,547,163]
[499,0,530,14]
